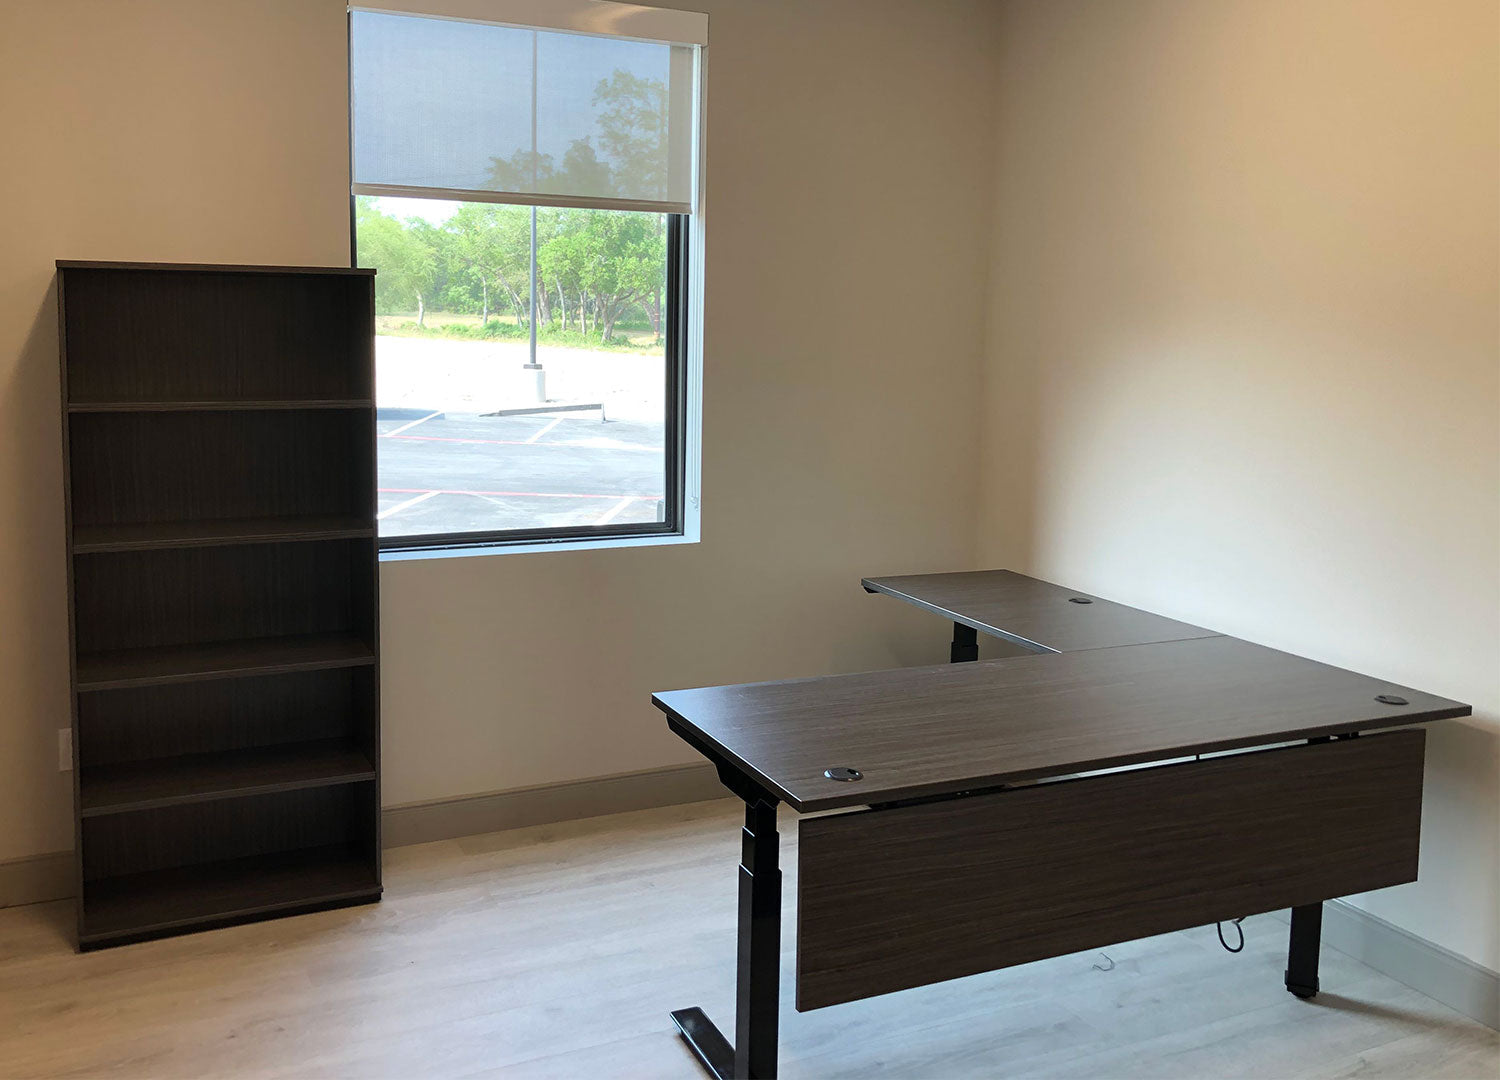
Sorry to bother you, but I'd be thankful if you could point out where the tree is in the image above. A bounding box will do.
[485,148,556,193]
[483,69,669,201]
[538,208,665,342]
[537,211,588,334]
[355,197,437,325]
[593,71,668,198]
[357,106,671,347]
[559,139,614,198]
[448,203,532,327]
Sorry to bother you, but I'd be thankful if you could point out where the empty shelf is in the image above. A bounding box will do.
[77,633,375,691]
[74,516,373,552]
[68,399,372,412]
[81,740,375,816]
[80,845,379,947]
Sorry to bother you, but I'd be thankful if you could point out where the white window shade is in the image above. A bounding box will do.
[350,7,701,214]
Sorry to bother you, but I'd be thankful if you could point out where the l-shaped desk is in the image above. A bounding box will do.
[652,570,1471,1080]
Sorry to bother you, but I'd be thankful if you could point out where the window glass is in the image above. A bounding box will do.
[357,197,674,540]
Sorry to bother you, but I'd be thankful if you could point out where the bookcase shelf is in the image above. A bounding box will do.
[67,398,373,413]
[80,739,375,816]
[81,843,379,949]
[74,515,375,553]
[76,632,376,691]
[59,261,381,950]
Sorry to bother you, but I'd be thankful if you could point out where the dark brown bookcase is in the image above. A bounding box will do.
[57,261,381,950]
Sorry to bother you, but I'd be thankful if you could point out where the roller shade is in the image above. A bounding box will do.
[350,4,702,213]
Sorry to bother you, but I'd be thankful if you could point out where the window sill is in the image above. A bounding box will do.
[378,529,699,563]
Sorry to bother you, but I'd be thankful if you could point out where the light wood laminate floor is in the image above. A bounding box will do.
[0,800,1494,1078]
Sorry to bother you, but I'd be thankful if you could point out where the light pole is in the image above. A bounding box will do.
[524,203,545,403]
[523,30,545,404]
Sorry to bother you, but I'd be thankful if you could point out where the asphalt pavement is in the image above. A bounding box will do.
[376,409,667,537]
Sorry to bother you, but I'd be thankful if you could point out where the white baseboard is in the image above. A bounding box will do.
[1314,900,1498,1030]
[0,850,73,909]
[0,761,727,910]
[381,761,725,847]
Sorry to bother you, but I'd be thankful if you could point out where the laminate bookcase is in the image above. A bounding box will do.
[57,261,382,950]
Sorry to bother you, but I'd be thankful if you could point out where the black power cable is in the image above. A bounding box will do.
[1217,916,1246,953]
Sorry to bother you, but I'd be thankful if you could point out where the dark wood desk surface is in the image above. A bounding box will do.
[862,569,1221,653]
[653,635,1469,812]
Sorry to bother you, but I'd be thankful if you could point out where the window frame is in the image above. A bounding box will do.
[346,3,704,559]
[357,203,691,555]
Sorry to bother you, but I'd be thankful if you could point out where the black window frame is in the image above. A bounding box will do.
[358,206,691,555]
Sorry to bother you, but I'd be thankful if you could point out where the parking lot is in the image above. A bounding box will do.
[372,333,668,539]
[377,409,666,537]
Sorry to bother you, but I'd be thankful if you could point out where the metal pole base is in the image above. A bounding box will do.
[671,1007,735,1080]
[522,362,546,403]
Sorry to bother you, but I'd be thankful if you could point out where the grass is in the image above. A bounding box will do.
[376,312,661,354]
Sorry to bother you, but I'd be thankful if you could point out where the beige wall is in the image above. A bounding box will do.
[0,0,356,862]
[982,0,1499,970]
[2,0,1492,983]
[0,0,995,860]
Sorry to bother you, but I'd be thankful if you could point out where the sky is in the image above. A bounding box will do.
[375,197,460,226]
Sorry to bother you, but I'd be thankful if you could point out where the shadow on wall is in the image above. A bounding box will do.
[0,277,73,859]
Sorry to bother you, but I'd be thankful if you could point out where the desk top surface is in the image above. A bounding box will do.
[862,569,1221,653]
[653,633,1469,812]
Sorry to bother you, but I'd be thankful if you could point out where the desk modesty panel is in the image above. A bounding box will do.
[796,730,1426,1010]
[652,634,1467,813]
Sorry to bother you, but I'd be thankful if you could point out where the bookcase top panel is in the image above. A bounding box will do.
[58,260,375,276]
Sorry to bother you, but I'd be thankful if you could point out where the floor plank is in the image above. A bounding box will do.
[0,799,1492,1078]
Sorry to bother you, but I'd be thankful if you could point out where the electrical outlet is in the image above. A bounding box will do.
[58,728,72,772]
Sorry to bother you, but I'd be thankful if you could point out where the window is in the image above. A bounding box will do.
[348,1,705,553]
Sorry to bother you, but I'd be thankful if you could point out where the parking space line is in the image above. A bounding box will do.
[594,497,637,524]
[385,433,658,453]
[380,487,663,501]
[381,410,442,437]
[376,489,442,520]
[524,417,563,444]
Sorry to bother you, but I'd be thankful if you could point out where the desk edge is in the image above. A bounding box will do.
[860,574,1224,654]
[654,694,1471,814]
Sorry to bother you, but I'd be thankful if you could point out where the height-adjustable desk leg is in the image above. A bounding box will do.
[1285,902,1322,998]
[672,797,782,1079]
[950,622,979,663]
[1284,737,1330,999]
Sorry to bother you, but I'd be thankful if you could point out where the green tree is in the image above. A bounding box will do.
[355,197,437,325]
[535,207,572,333]
[448,203,532,327]
[538,210,586,334]
[538,209,664,342]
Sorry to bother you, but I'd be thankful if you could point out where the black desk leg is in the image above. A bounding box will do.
[950,622,979,663]
[1285,902,1322,998]
[672,798,782,1079]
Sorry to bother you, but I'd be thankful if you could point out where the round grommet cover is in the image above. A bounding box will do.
[1375,694,1409,706]
[1068,597,1093,605]
[824,767,863,782]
